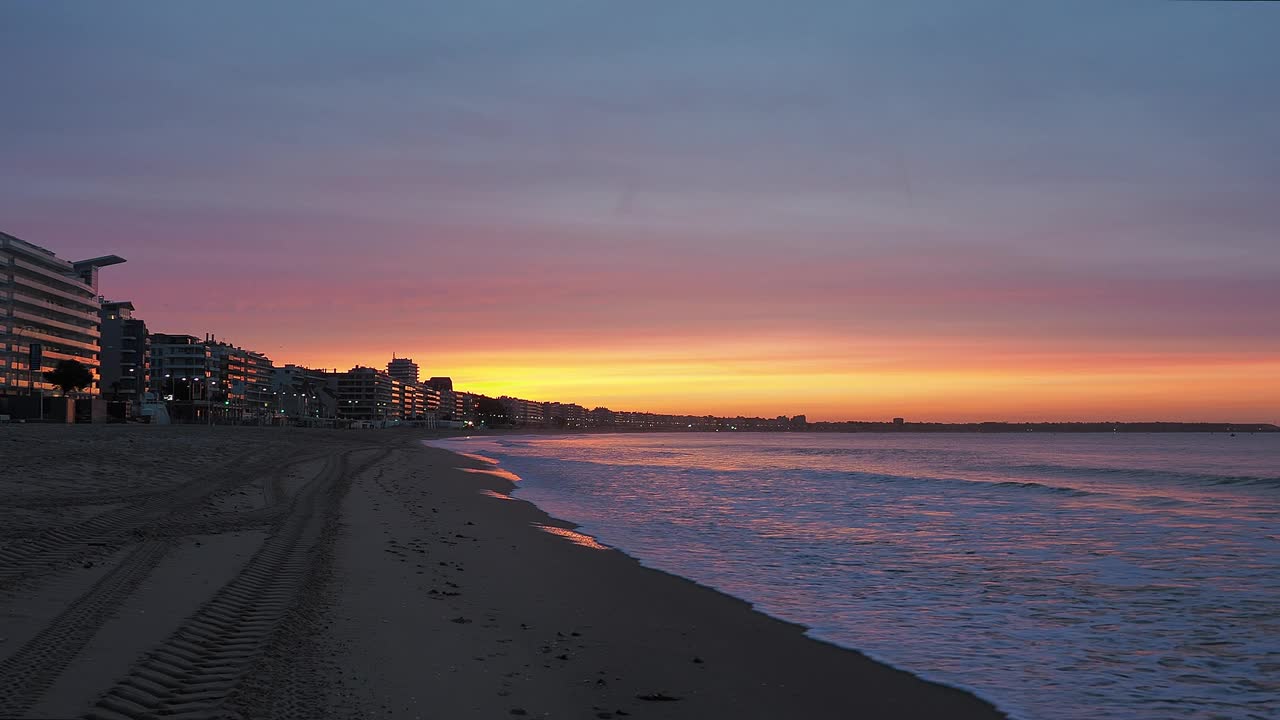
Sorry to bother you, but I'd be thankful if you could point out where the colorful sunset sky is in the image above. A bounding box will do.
[2,2,1277,422]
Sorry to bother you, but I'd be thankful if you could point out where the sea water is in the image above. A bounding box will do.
[429,433,1280,720]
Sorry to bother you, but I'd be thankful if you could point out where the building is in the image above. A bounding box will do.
[149,333,213,421]
[427,377,460,419]
[588,406,615,427]
[387,356,420,386]
[399,381,425,420]
[501,396,546,426]
[98,300,149,408]
[336,366,397,423]
[1,231,124,401]
[176,337,276,422]
[421,383,441,416]
[244,348,273,409]
[270,364,338,421]
[545,402,587,428]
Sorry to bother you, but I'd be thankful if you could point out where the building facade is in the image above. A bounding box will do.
[149,333,213,421]
[387,356,420,386]
[336,366,397,423]
[270,364,338,421]
[1,231,125,399]
[98,300,149,405]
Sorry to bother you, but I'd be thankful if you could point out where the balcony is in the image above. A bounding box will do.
[11,308,97,340]
[18,326,100,355]
[11,257,95,295]
[10,291,100,325]
[10,271,99,309]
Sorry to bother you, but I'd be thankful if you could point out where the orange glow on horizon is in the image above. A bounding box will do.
[274,335,1280,424]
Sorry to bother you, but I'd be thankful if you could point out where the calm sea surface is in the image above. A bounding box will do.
[430,433,1280,720]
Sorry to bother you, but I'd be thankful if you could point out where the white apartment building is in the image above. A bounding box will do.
[1,231,124,397]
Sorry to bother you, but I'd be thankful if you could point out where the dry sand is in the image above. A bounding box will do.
[0,424,1006,719]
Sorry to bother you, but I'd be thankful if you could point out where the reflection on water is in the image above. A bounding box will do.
[457,466,523,483]
[431,433,1280,720]
[454,450,500,465]
[533,523,609,550]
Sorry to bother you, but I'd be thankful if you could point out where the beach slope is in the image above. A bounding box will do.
[0,426,1006,719]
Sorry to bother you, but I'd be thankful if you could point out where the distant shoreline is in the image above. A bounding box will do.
[438,422,1280,436]
[5,420,1275,434]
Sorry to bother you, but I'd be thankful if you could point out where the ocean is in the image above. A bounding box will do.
[429,432,1280,720]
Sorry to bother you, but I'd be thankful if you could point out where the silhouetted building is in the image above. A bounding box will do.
[270,364,337,421]
[201,337,274,421]
[387,355,420,385]
[337,366,396,423]
[150,333,212,421]
[99,300,149,405]
[501,396,546,425]
[546,402,587,428]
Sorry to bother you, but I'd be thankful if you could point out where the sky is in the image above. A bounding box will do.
[2,1,1278,422]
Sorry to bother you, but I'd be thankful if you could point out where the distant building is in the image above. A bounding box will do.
[546,402,587,428]
[1,231,124,399]
[98,300,149,406]
[426,377,460,419]
[337,366,396,423]
[202,337,274,422]
[270,364,337,421]
[501,396,546,426]
[893,417,905,425]
[387,356,420,385]
[399,381,425,419]
[421,383,441,416]
[149,333,212,422]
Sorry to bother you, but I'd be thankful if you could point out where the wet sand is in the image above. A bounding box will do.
[0,425,1006,719]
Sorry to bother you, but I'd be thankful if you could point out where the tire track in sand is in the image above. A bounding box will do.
[84,447,390,720]
[0,540,170,716]
[0,448,328,592]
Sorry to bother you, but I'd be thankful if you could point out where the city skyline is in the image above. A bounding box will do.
[2,2,1277,422]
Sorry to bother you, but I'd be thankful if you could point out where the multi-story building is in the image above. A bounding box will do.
[387,356,420,386]
[1,231,125,400]
[400,382,425,419]
[457,391,480,424]
[205,340,248,415]
[196,338,274,421]
[336,366,396,423]
[244,349,273,408]
[421,384,441,416]
[149,333,213,421]
[270,364,338,421]
[501,396,546,426]
[588,407,615,427]
[98,300,149,405]
[546,402,588,428]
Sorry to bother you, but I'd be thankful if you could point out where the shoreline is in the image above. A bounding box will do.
[450,439,1016,716]
[405,440,1008,719]
[0,425,1008,718]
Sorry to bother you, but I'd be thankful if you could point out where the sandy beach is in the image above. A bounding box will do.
[0,425,1006,719]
